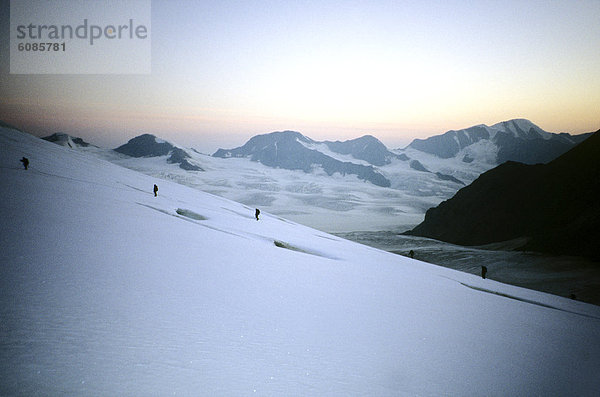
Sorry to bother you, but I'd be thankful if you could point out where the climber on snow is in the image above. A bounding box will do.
[20,157,29,170]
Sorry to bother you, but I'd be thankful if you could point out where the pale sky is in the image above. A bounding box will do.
[1,0,599,153]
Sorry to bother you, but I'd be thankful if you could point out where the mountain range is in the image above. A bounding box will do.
[30,118,593,233]
[407,118,590,165]
[406,129,600,260]
[213,119,590,187]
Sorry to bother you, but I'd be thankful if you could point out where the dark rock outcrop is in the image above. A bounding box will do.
[43,133,91,148]
[114,134,173,157]
[115,134,203,171]
[409,160,429,172]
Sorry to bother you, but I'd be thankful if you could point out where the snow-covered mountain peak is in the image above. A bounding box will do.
[323,134,396,167]
[491,118,552,140]
[214,131,313,156]
[213,132,392,187]
[256,130,313,144]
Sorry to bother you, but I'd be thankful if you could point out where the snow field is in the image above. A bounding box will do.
[1,127,600,396]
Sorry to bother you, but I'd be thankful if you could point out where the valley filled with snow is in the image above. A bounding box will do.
[108,151,444,233]
[2,126,600,395]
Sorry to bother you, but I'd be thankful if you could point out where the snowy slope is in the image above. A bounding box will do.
[2,126,600,396]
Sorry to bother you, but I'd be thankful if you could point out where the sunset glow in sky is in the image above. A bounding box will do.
[1,0,599,152]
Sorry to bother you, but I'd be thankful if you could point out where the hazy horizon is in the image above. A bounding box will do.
[3,116,596,156]
[1,0,599,153]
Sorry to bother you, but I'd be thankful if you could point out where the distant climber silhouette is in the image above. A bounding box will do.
[153,184,158,197]
[20,157,29,170]
[481,266,488,279]
[255,208,260,221]
[408,250,415,259]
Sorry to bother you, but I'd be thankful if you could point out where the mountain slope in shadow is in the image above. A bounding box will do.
[406,130,600,261]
